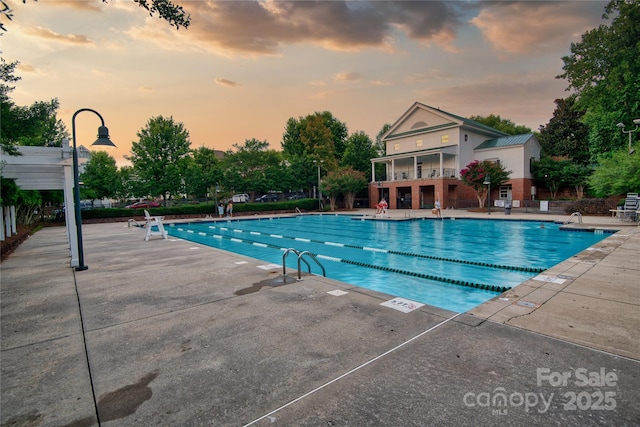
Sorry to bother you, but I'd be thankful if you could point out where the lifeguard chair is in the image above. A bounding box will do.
[375,199,388,218]
[144,210,168,241]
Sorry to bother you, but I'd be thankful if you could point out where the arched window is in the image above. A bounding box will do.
[411,121,427,129]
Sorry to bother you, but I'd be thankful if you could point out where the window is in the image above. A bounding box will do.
[394,143,400,151]
[416,139,423,147]
[441,134,449,143]
[499,186,511,199]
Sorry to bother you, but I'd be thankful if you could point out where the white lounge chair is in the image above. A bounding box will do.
[623,194,639,222]
[144,209,168,241]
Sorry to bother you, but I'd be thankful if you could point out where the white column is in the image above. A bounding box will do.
[10,205,16,235]
[4,207,11,238]
[413,156,418,179]
[439,152,444,177]
[63,165,79,268]
[1,207,5,240]
[391,160,396,181]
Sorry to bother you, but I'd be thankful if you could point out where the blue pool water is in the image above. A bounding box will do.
[167,215,611,312]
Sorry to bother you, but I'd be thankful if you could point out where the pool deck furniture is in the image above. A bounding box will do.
[144,209,168,241]
[609,208,640,221]
[2,210,639,426]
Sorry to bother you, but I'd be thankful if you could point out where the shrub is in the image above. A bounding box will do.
[562,198,618,215]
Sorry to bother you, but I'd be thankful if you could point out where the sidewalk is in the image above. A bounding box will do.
[1,210,639,426]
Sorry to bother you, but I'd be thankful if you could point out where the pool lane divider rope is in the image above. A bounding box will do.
[192,223,544,273]
[173,226,511,294]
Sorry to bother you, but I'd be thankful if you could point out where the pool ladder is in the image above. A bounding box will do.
[282,248,326,281]
[564,212,583,224]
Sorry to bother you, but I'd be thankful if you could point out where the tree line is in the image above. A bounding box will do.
[2,0,639,224]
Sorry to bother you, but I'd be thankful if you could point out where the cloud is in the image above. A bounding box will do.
[215,78,239,88]
[416,73,568,129]
[54,0,104,12]
[369,80,393,87]
[16,63,36,73]
[333,72,362,83]
[25,26,91,44]
[180,0,462,55]
[309,88,348,100]
[404,70,451,84]
[470,2,606,56]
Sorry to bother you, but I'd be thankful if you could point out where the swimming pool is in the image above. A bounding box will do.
[167,215,611,312]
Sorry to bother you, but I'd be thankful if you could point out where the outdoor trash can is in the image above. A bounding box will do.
[505,203,512,215]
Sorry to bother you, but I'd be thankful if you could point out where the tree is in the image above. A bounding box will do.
[319,171,339,211]
[1,59,68,149]
[565,162,592,200]
[0,58,20,155]
[341,131,377,173]
[128,115,192,204]
[222,139,283,198]
[468,114,531,135]
[537,97,591,165]
[589,149,640,197]
[127,0,190,29]
[280,154,317,197]
[558,0,640,158]
[375,123,391,156]
[373,123,392,181]
[0,177,19,208]
[0,178,42,225]
[301,114,337,170]
[281,111,348,167]
[321,167,367,211]
[8,100,68,147]
[531,157,576,199]
[114,165,137,204]
[183,146,222,201]
[80,151,119,205]
[460,160,511,208]
[1,0,190,32]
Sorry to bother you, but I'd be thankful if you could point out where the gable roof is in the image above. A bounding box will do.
[475,133,535,150]
[384,101,509,141]
[432,105,510,137]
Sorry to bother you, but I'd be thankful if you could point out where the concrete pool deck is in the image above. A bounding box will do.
[1,209,639,426]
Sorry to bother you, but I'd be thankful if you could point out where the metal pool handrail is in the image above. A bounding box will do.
[564,212,583,224]
[296,251,326,281]
[281,248,326,281]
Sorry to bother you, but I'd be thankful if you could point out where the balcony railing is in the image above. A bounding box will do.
[392,168,457,180]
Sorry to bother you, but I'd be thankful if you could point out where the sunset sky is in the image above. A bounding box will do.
[3,0,608,165]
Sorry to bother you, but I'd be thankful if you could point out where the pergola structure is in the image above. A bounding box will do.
[1,145,87,268]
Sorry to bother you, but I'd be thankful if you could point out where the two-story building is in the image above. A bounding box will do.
[369,102,541,210]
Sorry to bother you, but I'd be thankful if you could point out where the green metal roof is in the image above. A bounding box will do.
[475,133,534,149]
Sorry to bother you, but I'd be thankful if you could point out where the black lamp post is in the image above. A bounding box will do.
[313,159,324,207]
[72,108,116,271]
[483,174,491,215]
[617,119,640,155]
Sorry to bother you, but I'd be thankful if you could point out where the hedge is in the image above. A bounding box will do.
[562,198,619,215]
[78,199,320,219]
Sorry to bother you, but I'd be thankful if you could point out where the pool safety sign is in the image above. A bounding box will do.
[533,274,567,284]
[381,297,424,313]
